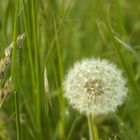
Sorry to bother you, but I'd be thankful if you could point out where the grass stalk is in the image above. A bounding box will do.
[22,0,41,136]
[14,91,21,140]
[54,18,65,139]
[30,0,41,133]
[12,0,21,139]
[66,114,81,140]
[43,0,72,70]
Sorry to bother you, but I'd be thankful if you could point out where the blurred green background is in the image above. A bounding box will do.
[0,0,140,140]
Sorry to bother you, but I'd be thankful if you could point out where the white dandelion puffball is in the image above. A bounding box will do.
[63,58,127,116]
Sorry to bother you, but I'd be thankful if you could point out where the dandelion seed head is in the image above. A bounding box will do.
[63,58,127,116]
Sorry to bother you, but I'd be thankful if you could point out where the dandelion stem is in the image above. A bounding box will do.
[93,125,99,140]
[88,115,94,140]
[88,115,99,140]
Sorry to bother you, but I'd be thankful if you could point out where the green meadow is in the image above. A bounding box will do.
[0,0,140,140]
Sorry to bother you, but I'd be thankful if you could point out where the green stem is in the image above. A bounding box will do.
[93,122,99,140]
[22,0,41,136]
[88,115,94,140]
[14,91,21,140]
[31,0,41,132]
[88,115,99,140]
[12,0,21,139]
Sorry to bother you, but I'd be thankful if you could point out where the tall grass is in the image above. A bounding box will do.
[0,0,140,140]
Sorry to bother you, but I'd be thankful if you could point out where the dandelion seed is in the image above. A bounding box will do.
[63,58,127,116]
